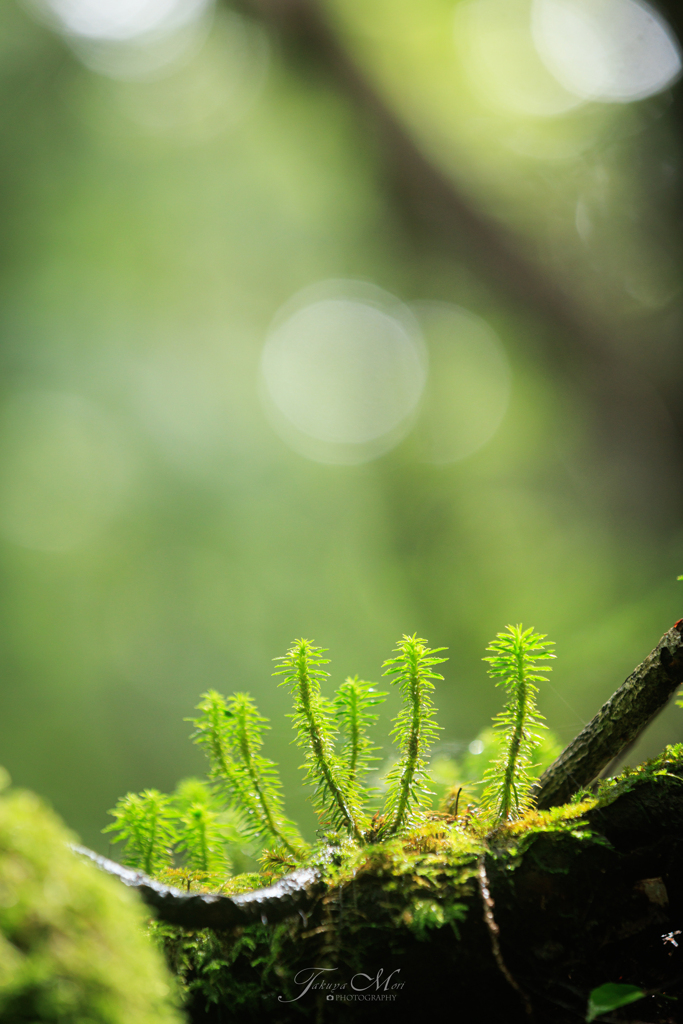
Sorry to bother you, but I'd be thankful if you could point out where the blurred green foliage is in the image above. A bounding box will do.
[0,0,680,852]
[0,769,181,1023]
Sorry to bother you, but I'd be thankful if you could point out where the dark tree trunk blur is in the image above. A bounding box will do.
[236,0,683,531]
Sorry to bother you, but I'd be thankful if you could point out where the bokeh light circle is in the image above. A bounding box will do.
[112,11,269,131]
[260,281,427,464]
[454,0,586,117]
[532,0,682,103]
[31,0,210,41]
[24,0,215,81]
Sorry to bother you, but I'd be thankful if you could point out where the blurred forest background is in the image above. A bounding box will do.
[1,0,682,851]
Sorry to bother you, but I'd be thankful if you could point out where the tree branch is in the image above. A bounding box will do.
[71,844,322,929]
[532,621,683,810]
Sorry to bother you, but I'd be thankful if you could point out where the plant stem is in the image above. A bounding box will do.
[294,645,362,842]
[388,654,421,835]
[143,806,158,876]
[235,702,299,856]
[346,686,360,784]
[499,645,526,820]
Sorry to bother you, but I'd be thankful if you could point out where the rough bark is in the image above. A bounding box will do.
[532,622,683,809]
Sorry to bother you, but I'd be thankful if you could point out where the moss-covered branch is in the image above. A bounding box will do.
[532,622,683,809]
[72,844,323,929]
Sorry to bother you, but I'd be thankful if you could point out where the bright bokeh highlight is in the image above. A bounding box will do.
[455,0,585,117]
[26,0,215,80]
[35,0,210,40]
[532,0,682,103]
[261,281,427,464]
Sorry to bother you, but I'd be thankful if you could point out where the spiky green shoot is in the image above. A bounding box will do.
[104,789,177,875]
[481,624,555,821]
[172,777,249,873]
[381,635,447,835]
[333,676,387,800]
[275,639,366,841]
[188,690,233,781]
[176,804,228,875]
[189,690,305,857]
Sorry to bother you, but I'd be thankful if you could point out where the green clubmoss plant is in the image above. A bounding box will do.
[104,789,178,875]
[175,803,228,875]
[275,639,367,841]
[104,626,561,881]
[333,675,387,796]
[189,690,306,857]
[381,635,446,835]
[481,624,555,821]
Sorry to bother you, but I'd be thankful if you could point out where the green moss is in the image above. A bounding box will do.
[332,828,484,894]
[145,752,683,1016]
[594,744,683,805]
[147,920,274,1013]
[146,818,487,1010]
[401,898,468,941]
[95,608,683,1018]
[0,775,182,1024]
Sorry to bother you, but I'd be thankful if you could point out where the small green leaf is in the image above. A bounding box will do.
[586,982,645,1022]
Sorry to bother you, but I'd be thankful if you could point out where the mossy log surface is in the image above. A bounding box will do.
[80,759,683,1024]
[181,770,683,1024]
[77,626,683,1023]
